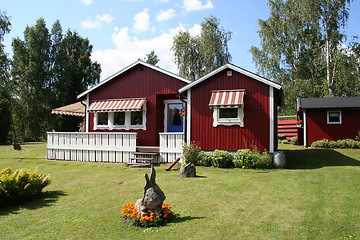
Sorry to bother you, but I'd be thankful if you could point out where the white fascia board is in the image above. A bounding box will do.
[78,60,190,99]
[179,64,282,93]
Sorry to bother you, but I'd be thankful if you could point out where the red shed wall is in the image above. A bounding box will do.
[190,69,271,152]
[87,65,187,146]
[305,109,360,146]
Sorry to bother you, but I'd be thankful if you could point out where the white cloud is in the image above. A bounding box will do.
[156,9,176,22]
[92,24,198,80]
[133,8,151,32]
[182,0,214,11]
[81,18,102,29]
[81,0,93,5]
[96,14,114,23]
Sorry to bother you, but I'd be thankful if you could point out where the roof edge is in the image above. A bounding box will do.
[179,63,282,93]
[78,60,190,99]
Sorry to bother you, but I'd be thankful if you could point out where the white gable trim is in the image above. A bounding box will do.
[179,64,282,93]
[77,60,191,99]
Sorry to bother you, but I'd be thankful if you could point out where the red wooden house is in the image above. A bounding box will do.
[297,97,360,146]
[47,61,282,163]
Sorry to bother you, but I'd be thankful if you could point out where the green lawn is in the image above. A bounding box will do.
[0,142,359,240]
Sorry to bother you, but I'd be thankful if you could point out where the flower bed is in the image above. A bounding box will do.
[121,203,175,228]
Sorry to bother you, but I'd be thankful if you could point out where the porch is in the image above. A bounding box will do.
[46,132,184,163]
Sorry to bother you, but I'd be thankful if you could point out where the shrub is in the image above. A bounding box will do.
[278,135,285,141]
[211,150,234,168]
[198,151,213,167]
[233,149,273,169]
[182,143,201,165]
[311,138,360,149]
[0,168,51,204]
[281,139,289,144]
[291,136,297,144]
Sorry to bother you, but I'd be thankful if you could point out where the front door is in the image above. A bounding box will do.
[164,100,184,132]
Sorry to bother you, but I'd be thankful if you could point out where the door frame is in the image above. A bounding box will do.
[163,99,184,132]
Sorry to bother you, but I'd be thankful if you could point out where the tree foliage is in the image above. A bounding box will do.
[144,50,159,66]
[251,0,359,114]
[172,16,231,80]
[10,19,101,140]
[0,11,11,144]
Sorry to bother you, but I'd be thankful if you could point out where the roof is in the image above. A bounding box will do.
[51,101,85,117]
[77,60,191,99]
[297,97,360,109]
[178,63,282,93]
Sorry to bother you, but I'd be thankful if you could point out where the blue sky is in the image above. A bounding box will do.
[2,0,360,80]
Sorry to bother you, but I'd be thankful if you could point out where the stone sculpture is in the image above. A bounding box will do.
[135,165,166,217]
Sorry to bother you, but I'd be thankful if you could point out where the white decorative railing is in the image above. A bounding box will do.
[47,132,137,163]
[159,132,184,163]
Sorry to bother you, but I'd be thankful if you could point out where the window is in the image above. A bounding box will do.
[213,107,244,127]
[97,112,108,125]
[114,112,125,125]
[327,110,341,124]
[93,108,146,130]
[131,111,143,125]
[219,108,238,119]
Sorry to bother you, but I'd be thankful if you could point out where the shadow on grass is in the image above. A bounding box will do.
[172,215,205,224]
[0,190,67,215]
[284,148,360,169]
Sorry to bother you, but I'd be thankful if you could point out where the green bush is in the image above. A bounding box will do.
[281,139,289,144]
[311,138,360,149]
[211,150,234,168]
[198,151,213,167]
[291,136,297,143]
[182,143,201,165]
[0,168,51,204]
[233,149,273,169]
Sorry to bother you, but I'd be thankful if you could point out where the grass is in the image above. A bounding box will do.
[0,142,359,240]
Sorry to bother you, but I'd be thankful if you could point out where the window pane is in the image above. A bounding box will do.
[114,112,125,125]
[131,111,143,125]
[219,108,238,118]
[168,103,183,126]
[328,111,340,123]
[97,112,108,125]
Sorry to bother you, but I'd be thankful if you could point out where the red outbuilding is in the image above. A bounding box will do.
[297,97,360,146]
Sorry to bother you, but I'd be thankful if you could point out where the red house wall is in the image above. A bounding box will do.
[305,109,360,146]
[190,69,271,152]
[87,64,187,146]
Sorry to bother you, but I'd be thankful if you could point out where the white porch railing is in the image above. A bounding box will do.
[159,132,184,163]
[46,132,184,163]
[47,132,137,163]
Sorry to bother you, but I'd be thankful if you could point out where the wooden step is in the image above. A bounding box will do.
[126,162,151,167]
[133,152,159,156]
[129,157,154,161]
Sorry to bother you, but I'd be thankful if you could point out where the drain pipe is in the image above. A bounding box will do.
[178,92,187,144]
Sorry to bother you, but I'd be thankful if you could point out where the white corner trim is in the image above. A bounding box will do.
[186,89,191,145]
[269,87,274,153]
[85,95,90,132]
[303,110,307,147]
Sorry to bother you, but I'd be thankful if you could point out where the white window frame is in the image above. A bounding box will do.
[327,110,342,124]
[93,105,147,130]
[213,107,244,127]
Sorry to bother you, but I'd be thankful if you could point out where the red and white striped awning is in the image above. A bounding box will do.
[88,98,146,112]
[209,90,245,108]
